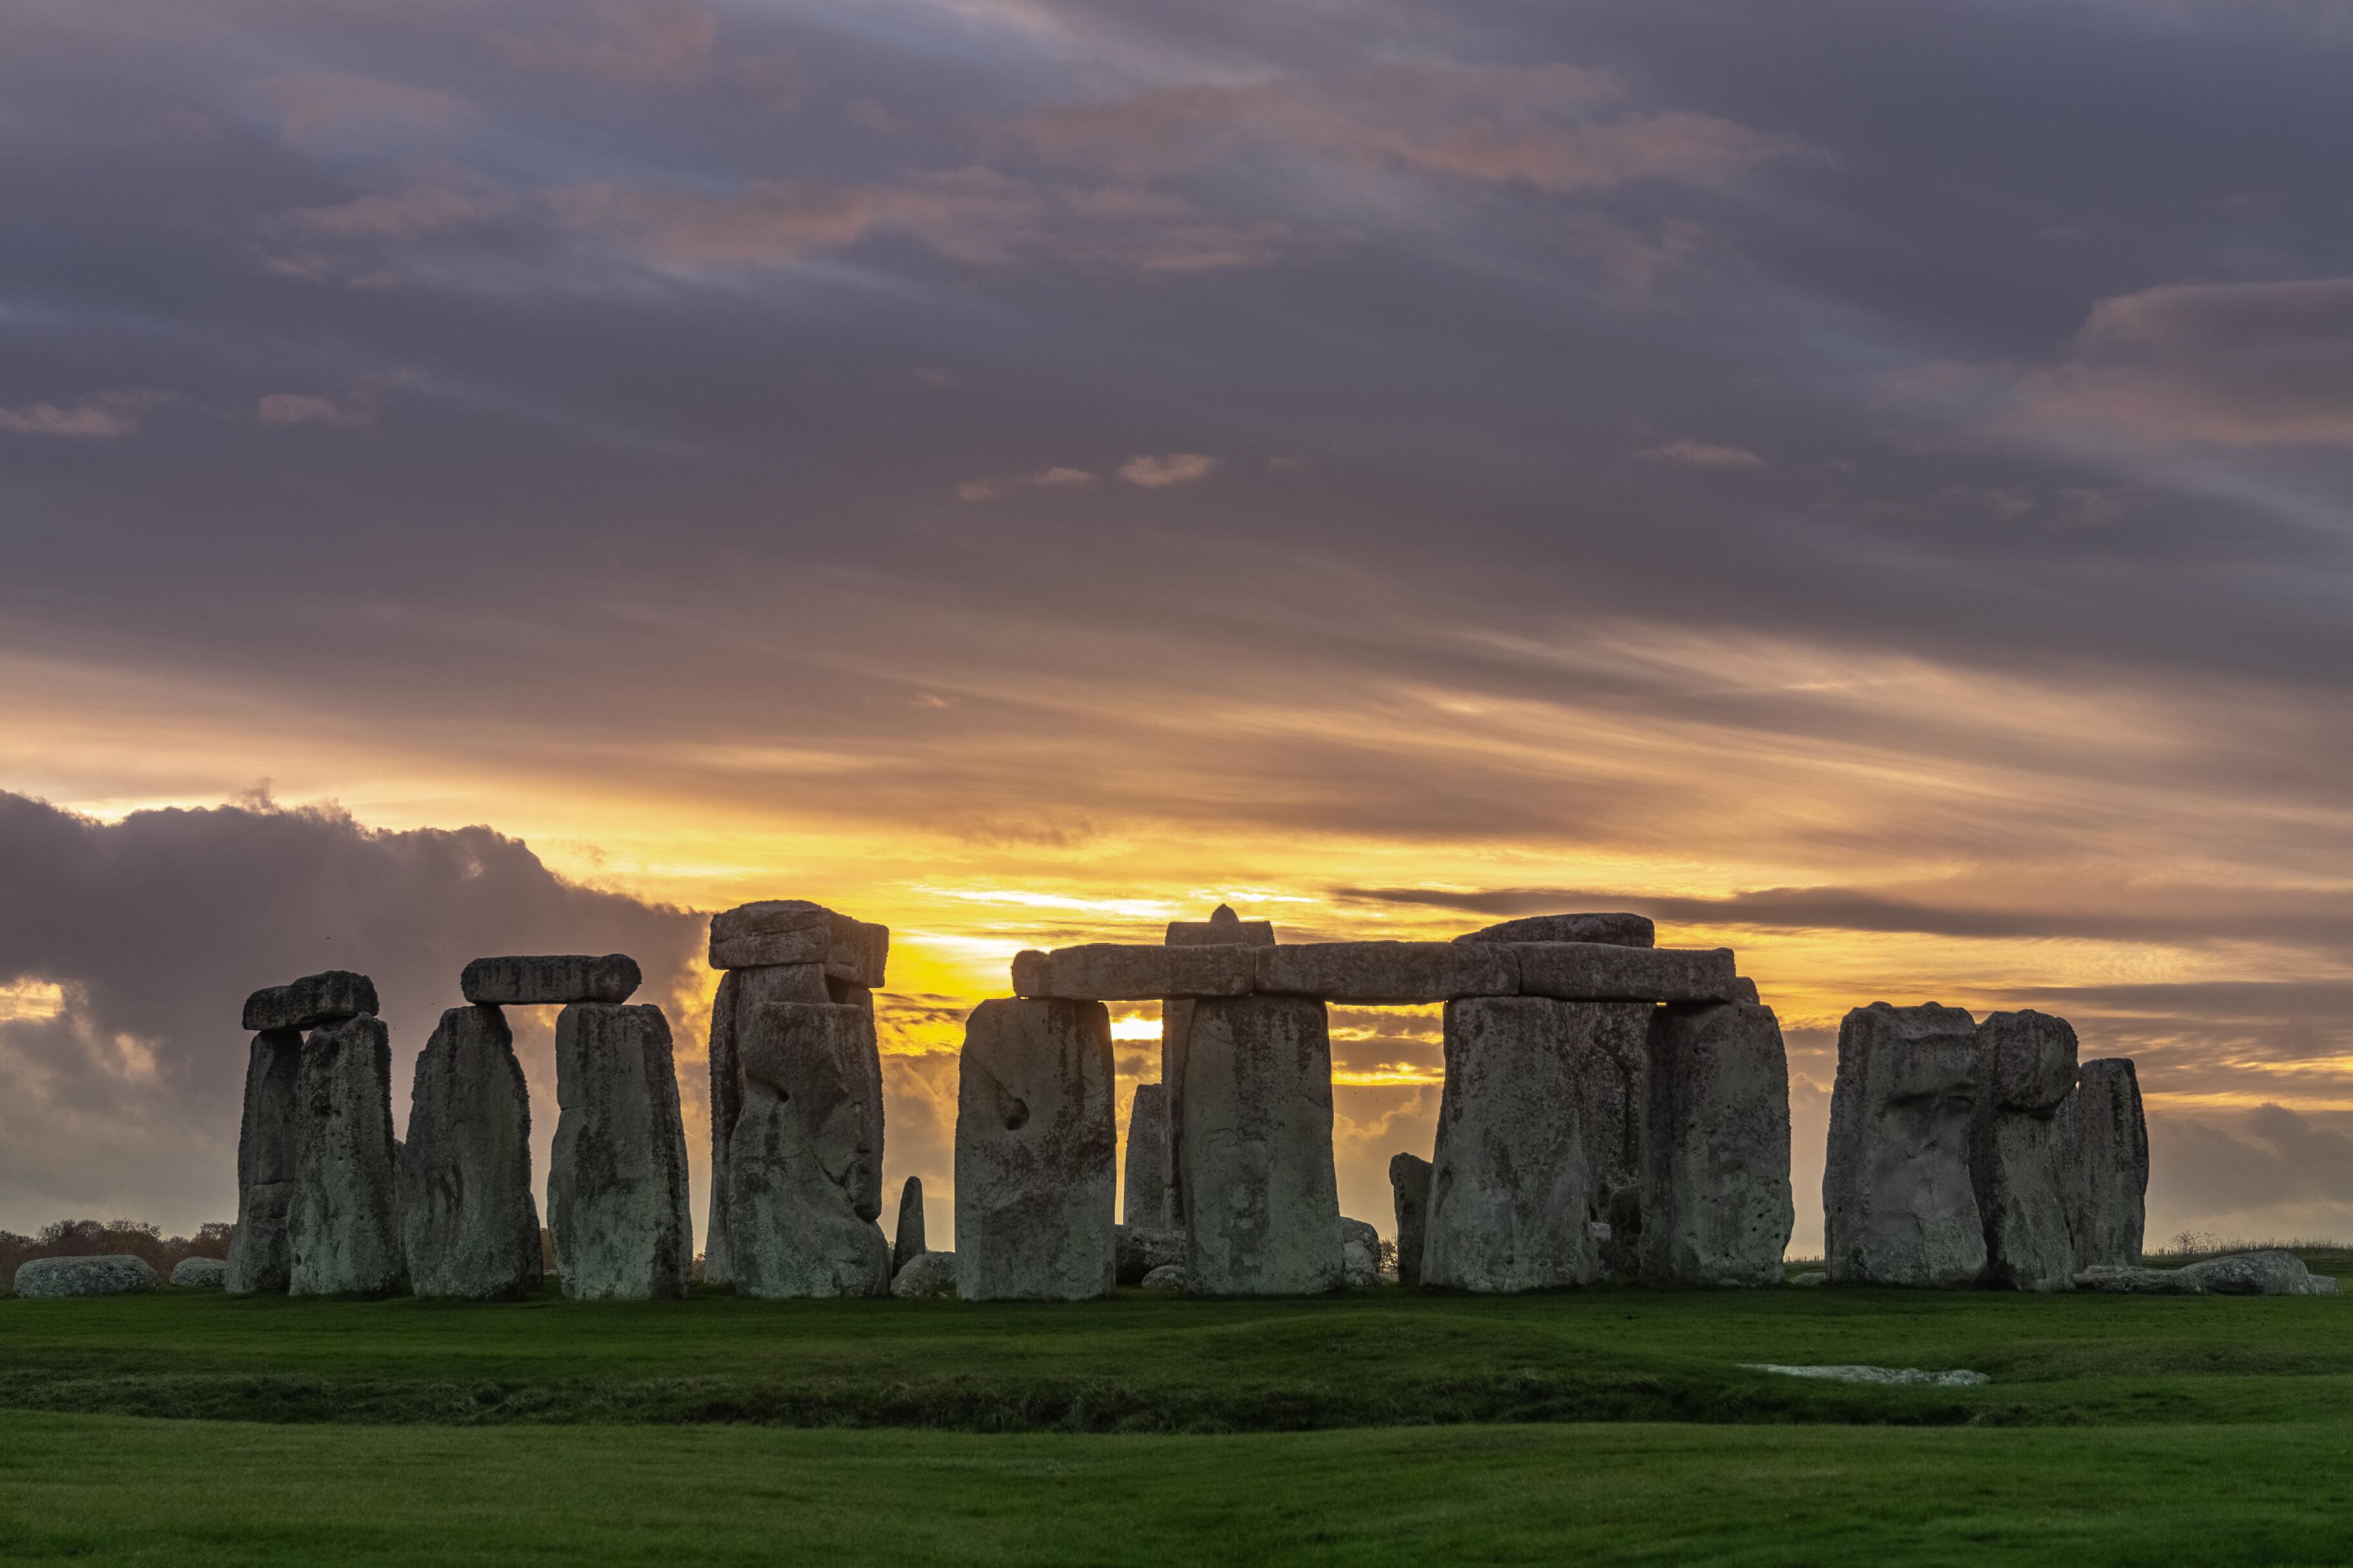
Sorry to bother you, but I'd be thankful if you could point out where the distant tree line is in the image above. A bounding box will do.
[0,1219,233,1293]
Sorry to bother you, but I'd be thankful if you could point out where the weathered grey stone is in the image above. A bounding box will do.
[224,1027,304,1295]
[171,1256,227,1288]
[1971,1010,2079,1292]
[1166,904,1278,947]
[1511,943,1739,1003]
[1114,1223,1186,1285]
[242,970,376,1032]
[2076,1250,2338,1297]
[1730,977,1761,1005]
[1339,1217,1382,1286]
[1423,997,1599,1292]
[1181,995,1343,1296]
[1389,1152,1432,1287]
[1640,1001,1794,1287]
[1140,1263,1186,1291]
[289,1013,404,1296]
[401,1004,541,1301]
[893,1176,927,1275]
[460,954,640,1006]
[1165,911,1277,1242]
[1565,1002,1655,1261]
[1012,944,1256,1002]
[1456,912,1654,948]
[704,962,832,1285]
[890,1250,957,1299]
[2058,1058,2149,1270]
[725,1001,890,1298]
[954,998,1117,1301]
[547,1002,692,1300]
[13,1255,158,1297]
[1123,1083,1171,1227]
[1252,941,1516,1005]
[708,900,888,984]
[1824,1002,1984,1288]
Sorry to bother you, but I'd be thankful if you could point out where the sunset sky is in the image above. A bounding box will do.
[5,0,2352,1254]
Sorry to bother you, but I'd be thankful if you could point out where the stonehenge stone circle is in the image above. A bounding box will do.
[1123,1083,1171,1227]
[1455,912,1654,947]
[1824,1002,1986,1288]
[891,1250,957,1299]
[290,1012,405,1296]
[1423,997,1599,1292]
[460,953,641,1006]
[242,970,377,1033]
[725,1000,890,1298]
[955,998,1118,1301]
[1641,1000,1794,1287]
[14,1255,159,1297]
[708,900,889,983]
[401,1003,542,1301]
[1181,994,1343,1296]
[548,1002,693,1300]
[1389,1152,1432,1287]
[2058,1058,2149,1269]
[224,1026,304,1295]
[1115,1223,1186,1285]
[1338,1217,1382,1285]
[1164,905,1278,1239]
[1970,1010,2080,1292]
[171,1256,228,1288]
[893,1175,927,1275]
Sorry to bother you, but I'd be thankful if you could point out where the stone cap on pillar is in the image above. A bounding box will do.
[1166,903,1277,948]
[710,900,888,987]
[242,970,378,1032]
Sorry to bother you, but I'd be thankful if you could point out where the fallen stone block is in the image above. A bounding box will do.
[1141,1263,1186,1291]
[2076,1250,2339,1297]
[708,900,888,985]
[2058,1058,2149,1270]
[1511,943,1739,1003]
[171,1257,227,1288]
[242,970,377,1032]
[1456,912,1654,948]
[1641,1001,1794,1287]
[1166,904,1278,947]
[1115,1223,1186,1286]
[1423,997,1599,1292]
[289,1013,405,1297]
[703,962,834,1286]
[1181,995,1343,1295]
[402,1004,542,1301]
[1339,1217,1382,1286]
[1389,1152,1432,1287]
[1012,943,1256,1001]
[547,1002,693,1300]
[460,954,641,1006]
[1971,1010,2079,1292]
[890,1250,957,1299]
[725,1002,890,1298]
[1123,1083,1171,1228]
[1824,1002,1984,1288]
[1253,941,1518,1005]
[13,1255,158,1297]
[225,1027,304,1295]
[955,998,1118,1301]
[893,1176,927,1275]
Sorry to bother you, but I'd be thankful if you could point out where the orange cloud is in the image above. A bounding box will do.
[1118,452,1216,487]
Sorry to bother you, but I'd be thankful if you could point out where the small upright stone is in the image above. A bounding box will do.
[1389,1152,1432,1287]
[171,1257,228,1289]
[289,1013,405,1296]
[1824,1003,1984,1288]
[1971,1010,2079,1292]
[955,998,1118,1301]
[1641,1001,1793,1287]
[1166,904,1278,947]
[547,1002,693,1300]
[1123,1083,1171,1227]
[726,1002,890,1298]
[2057,1058,2149,1269]
[1423,997,1598,1292]
[402,1004,542,1300]
[242,970,377,1032]
[1338,1217,1382,1285]
[893,1176,928,1275]
[1181,995,1343,1296]
[460,954,641,1005]
[224,1027,304,1295]
[1456,912,1654,948]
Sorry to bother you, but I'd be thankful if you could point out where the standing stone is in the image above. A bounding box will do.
[1423,997,1598,1292]
[1824,1002,1984,1288]
[1182,994,1343,1296]
[547,1002,692,1300]
[893,1176,927,1275]
[955,998,1118,1301]
[401,1004,541,1301]
[289,1013,404,1296]
[224,1027,304,1295]
[727,1001,890,1297]
[1338,1217,1382,1285]
[1389,1152,1432,1286]
[704,961,831,1284]
[1641,1001,1794,1287]
[2058,1058,2149,1269]
[1164,907,1278,1235]
[1123,1083,1171,1227]
[1971,1010,2080,1292]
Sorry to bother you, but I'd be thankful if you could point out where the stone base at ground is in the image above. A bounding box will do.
[726,1001,890,1299]
[290,1013,405,1297]
[1115,1223,1185,1286]
[170,1257,227,1288]
[1641,1001,1794,1287]
[548,1002,693,1301]
[1181,995,1343,1296]
[890,1250,957,1299]
[955,998,1117,1301]
[1824,1002,1985,1288]
[1141,1263,1186,1291]
[402,1004,542,1301]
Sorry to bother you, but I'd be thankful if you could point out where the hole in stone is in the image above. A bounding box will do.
[1003,1098,1029,1131]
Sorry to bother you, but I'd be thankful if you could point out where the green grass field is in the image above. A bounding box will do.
[3,1257,2348,1564]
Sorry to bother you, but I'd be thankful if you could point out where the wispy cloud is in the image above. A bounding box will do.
[955,465,1098,501]
[1118,452,1216,487]
[1635,438,1764,468]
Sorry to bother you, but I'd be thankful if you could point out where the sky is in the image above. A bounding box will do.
[5,0,2353,1255]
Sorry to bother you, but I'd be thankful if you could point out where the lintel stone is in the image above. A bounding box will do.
[242,970,378,1032]
[1012,943,1256,1001]
[1510,942,1738,1003]
[709,900,889,985]
[1253,942,1517,1005]
[462,953,641,1005]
